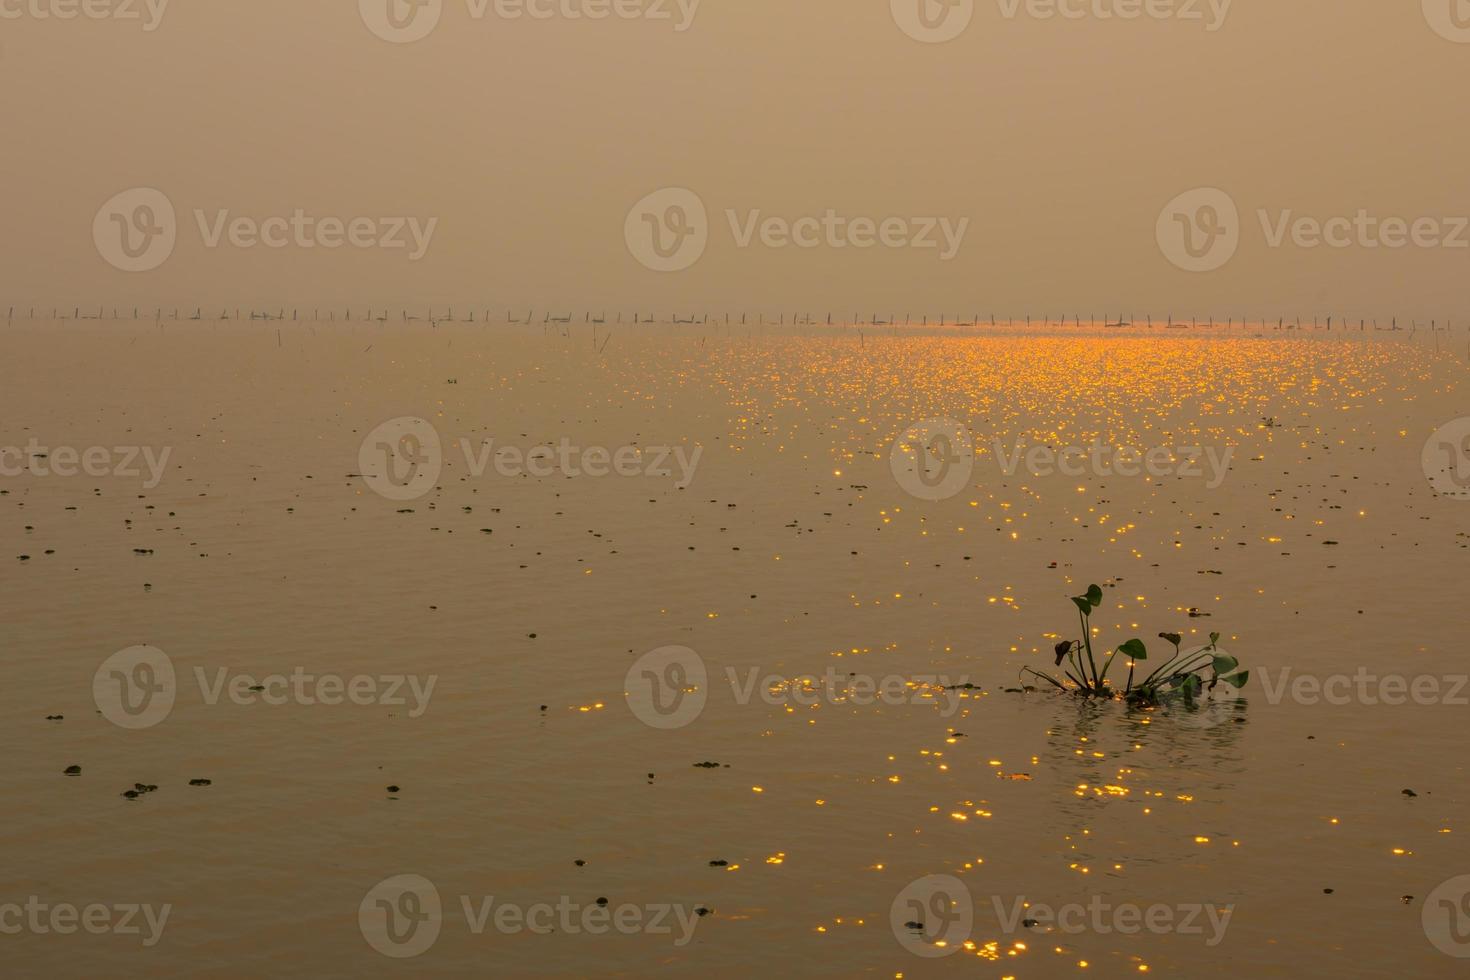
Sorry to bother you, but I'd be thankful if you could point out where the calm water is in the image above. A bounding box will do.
[3,321,1467,978]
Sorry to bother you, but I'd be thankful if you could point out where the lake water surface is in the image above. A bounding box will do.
[4,320,1467,978]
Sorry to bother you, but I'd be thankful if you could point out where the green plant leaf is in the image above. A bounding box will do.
[1222,670,1249,689]
[1212,654,1238,674]
[1085,584,1103,608]
[1209,632,1221,646]
[1071,596,1092,615]
[1117,638,1148,662]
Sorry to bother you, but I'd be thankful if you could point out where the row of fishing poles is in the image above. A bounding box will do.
[7,306,1466,333]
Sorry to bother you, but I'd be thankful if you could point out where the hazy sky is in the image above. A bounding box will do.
[4,1,1469,319]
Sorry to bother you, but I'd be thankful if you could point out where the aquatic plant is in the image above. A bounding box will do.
[1020,584,1249,707]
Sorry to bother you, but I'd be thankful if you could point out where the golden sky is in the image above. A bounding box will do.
[4,0,1468,319]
